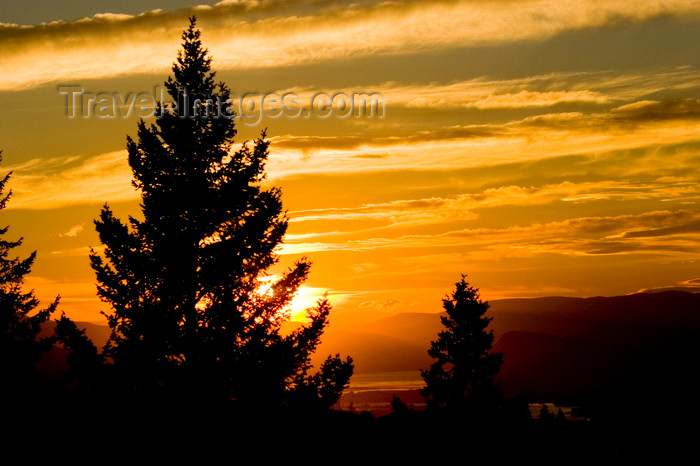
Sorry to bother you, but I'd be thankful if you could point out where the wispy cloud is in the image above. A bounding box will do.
[59,222,85,237]
[5,150,135,209]
[469,90,609,109]
[280,209,700,257]
[289,180,700,228]
[392,67,700,109]
[267,100,700,178]
[637,277,700,293]
[3,0,700,90]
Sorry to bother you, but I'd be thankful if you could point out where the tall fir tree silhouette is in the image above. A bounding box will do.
[0,153,59,403]
[421,275,503,414]
[90,17,352,408]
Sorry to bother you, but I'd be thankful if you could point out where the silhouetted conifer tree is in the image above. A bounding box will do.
[391,395,411,415]
[539,404,555,424]
[90,17,352,409]
[555,407,566,424]
[0,153,59,403]
[421,275,503,413]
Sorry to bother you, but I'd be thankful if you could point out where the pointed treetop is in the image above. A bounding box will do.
[165,16,215,97]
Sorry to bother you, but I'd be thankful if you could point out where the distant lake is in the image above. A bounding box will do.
[348,371,425,392]
[345,372,586,422]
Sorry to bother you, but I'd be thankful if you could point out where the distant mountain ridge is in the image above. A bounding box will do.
[43,290,700,408]
[488,290,700,338]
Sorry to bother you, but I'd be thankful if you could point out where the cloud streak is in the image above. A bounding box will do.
[3,0,700,90]
[289,180,700,226]
[280,209,700,257]
[266,98,700,179]
[5,150,135,209]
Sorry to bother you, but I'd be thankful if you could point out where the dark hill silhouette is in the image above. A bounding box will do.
[494,329,620,403]
[488,290,700,339]
[495,321,700,407]
[488,291,700,409]
[36,320,111,378]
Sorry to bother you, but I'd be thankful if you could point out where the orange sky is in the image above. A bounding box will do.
[1,0,699,325]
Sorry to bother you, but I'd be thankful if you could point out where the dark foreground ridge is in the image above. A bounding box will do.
[5,395,691,462]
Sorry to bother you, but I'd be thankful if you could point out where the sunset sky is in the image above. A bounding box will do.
[1,0,699,325]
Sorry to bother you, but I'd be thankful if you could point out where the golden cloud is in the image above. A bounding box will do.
[280,208,700,257]
[3,0,700,90]
[4,150,135,209]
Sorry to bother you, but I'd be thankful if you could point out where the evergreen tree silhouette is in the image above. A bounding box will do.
[0,153,59,404]
[390,395,411,416]
[421,275,503,414]
[539,404,555,424]
[90,17,352,408]
[555,407,567,424]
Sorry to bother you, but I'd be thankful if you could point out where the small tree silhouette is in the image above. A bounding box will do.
[539,404,555,424]
[555,407,567,424]
[421,275,503,414]
[89,17,352,409]
[0,153,59,403]
[391,395,411,415]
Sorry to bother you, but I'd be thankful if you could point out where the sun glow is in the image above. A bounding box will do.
[286,285,335,322]
[253,275,333,322]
